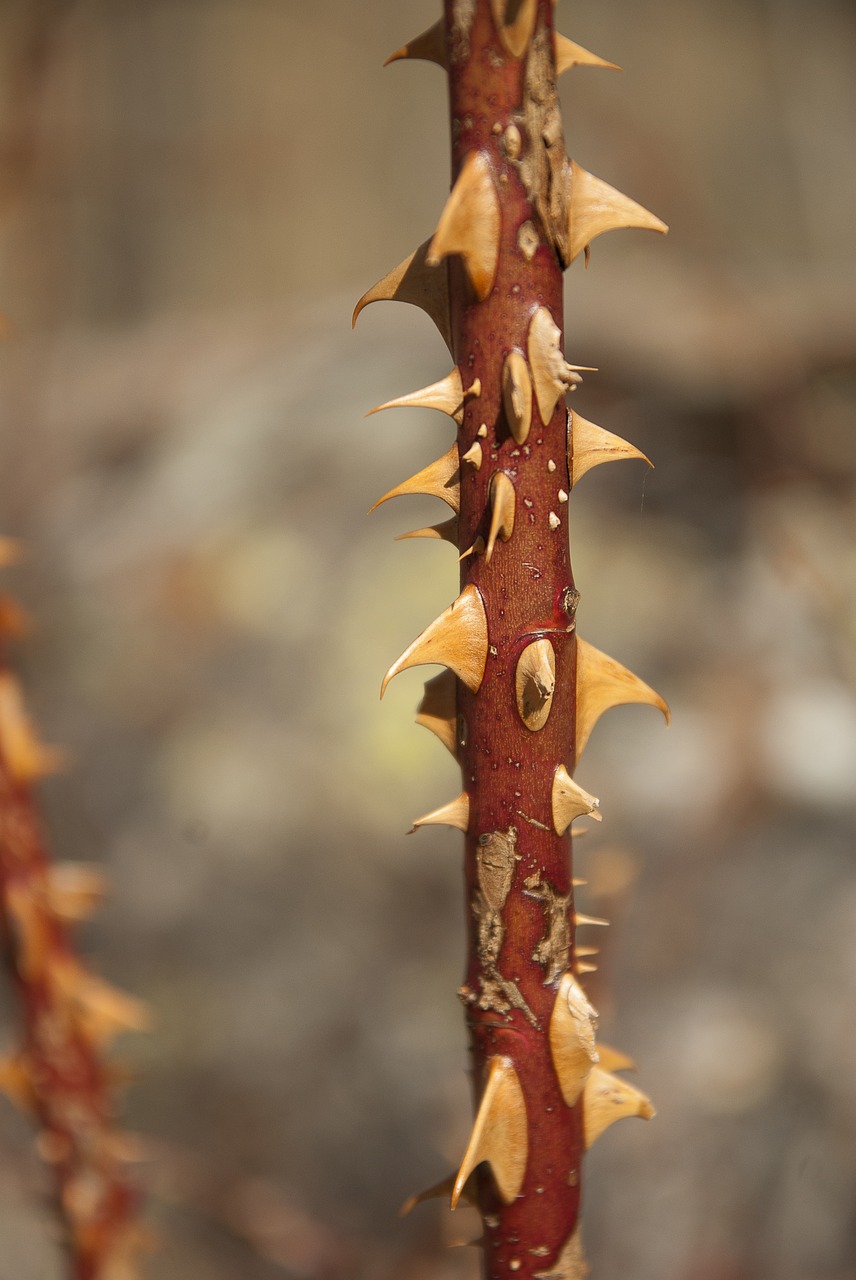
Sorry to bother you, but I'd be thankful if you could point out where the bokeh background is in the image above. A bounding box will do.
[0,1,855,1277]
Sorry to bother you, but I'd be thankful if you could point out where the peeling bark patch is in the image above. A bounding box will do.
[473,828,537,1026]
[450,0,476,61]
[525,872,572,985]
[515,24,570,260]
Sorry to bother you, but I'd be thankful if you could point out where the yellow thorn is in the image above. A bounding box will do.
[583,1065,654,1148]
[0,672,66,784]
[43,862,109,923]
[549,972,599,1106]
[400,1171,477,1217]
[565,159,668,265]
[385,19,446,69]
[0,1054,36,1112]
[51,960,151,1046]
[462,441,483,469]
[485,472,516,563]
[576,961,598,975]
[458,536,486,561]
[396,516,459,546]
[551,764,601,835]
[515,638,556,732]
[415,669,457,756]
[597,1043,638,1074]
[381,584,488,698]
[575,912,609,928]
[534,1226,589,1280]
[502,349,533,444]
[427,151,501,302]
[353,238,452,352]
[411,791,469,832]
[554,33,621,75]
[490,0,538,58]
[570,410,651,487]
[369,442,460,514]
[367,368,476,426]
[528,307,583,426]
[576,636,669,759]
[452,1056,528,1208]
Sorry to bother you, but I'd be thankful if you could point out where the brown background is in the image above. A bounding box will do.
[0,2,855,1277]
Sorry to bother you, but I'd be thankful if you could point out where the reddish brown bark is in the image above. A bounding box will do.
[447,3,582,1275]
[0,632,146,1279]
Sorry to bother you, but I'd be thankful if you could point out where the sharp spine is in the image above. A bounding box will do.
[396,517,459,545]
[502,349,533,444]
[367,368,476,425]
[570,410,651,487]
[353,238,452,351]
[555,33,621,74]
[369,442,460,514]
[427,151,501,302]
[411,792,470,833]
[485,472,516,563]
[381,584,488,697]
[462,441,483,469]
[551,764,601,834]
[565,159,668,265]
[415,670,457,757]
[385,19,446,69]
[452,1056,528,1208]
[576,637,669,759]
[583,1066,655,1148]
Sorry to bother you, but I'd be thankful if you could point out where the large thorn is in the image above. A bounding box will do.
[515,637,556,731]
[549,972,599,1106]
[381,585,488,698]
[367,368,479,426]
[0,673,65,783]
[502,350,533,444]
[369,443,460,514]
[534,1226,589,1280]
[396,516,459,546]
[527,307,588,425]
[555,33,621,75]
[415,670,458,757]
[551,764,601,835]
[565,160,668,265]
[452,1056,527,1208]
[411,792,469,832]
[353,238,452,352]
[485,473,516,564]
[427,151,501,302]
[385,19,446,69]
[583,1065,655,1148]
[490,0,538,58]
[570,410,651,487]
[576,637,669,759]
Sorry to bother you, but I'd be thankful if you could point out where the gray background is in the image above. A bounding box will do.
[0,1,854,1277]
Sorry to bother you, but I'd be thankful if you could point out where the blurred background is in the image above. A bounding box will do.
[0,0,854,1277]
